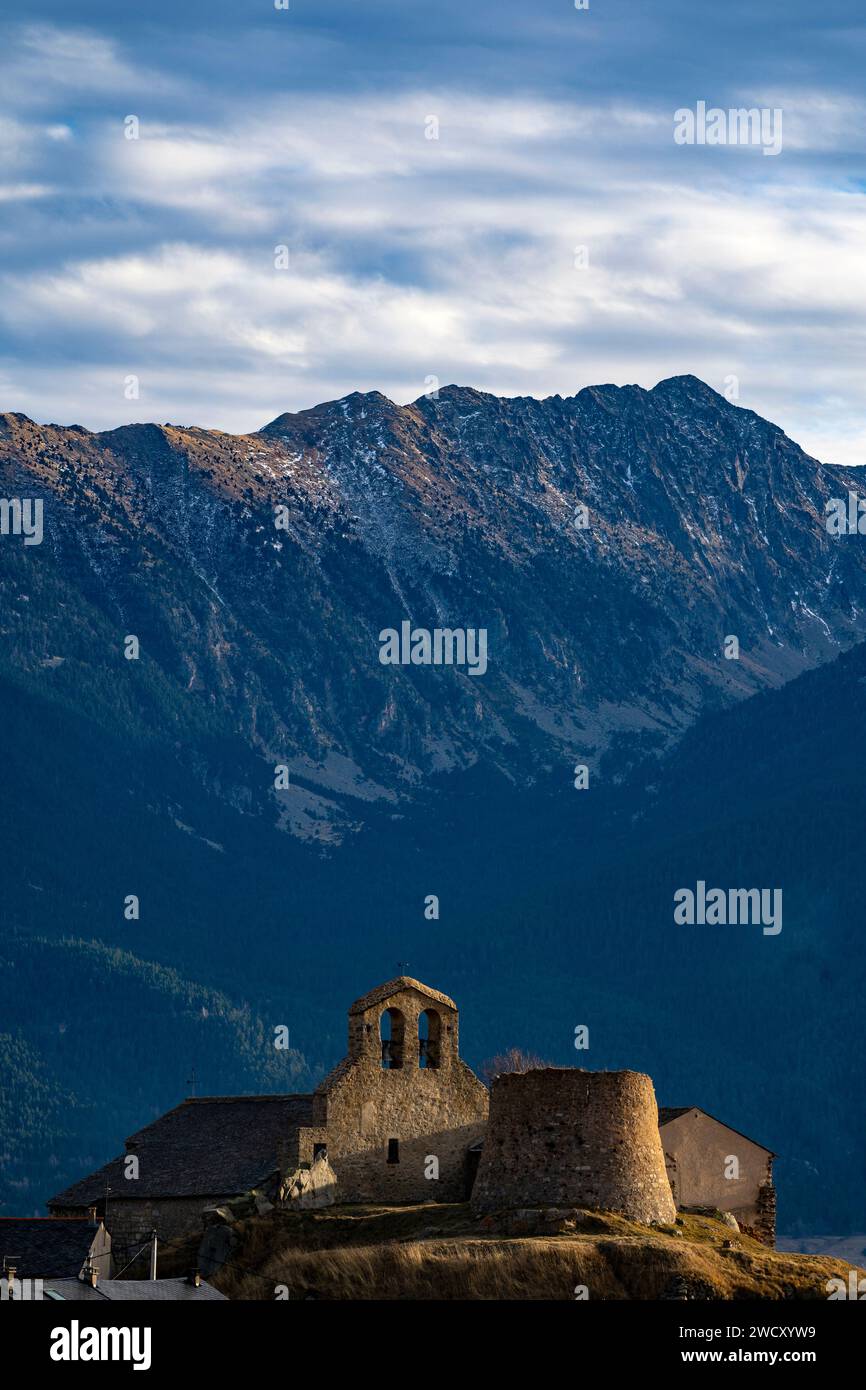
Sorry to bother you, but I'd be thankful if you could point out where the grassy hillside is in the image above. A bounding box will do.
[204,1203,866,1301]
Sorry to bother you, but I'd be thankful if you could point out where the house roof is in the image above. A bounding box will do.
[45,1277,226,1302]
[349,976,456,1015]
[658,1107,693,1125]
[658,1106,776,1157]
[0,1218,101,1278]
[48,1094,313,1207]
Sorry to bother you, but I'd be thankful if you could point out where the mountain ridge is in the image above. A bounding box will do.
[0,374,821,444]
[3,372,865,847]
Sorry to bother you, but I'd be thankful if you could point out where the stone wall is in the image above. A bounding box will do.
[314,981,489,1203]
[101,1196,225,1266]
[295,1125,328,1167]
[747,1177,777,1249]
[471,1067,677,1225]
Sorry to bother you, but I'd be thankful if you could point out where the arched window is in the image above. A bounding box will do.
[418,1009,441,1068]
[380,1008,405,1069]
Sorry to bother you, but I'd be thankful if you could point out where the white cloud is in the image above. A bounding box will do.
[1,64,865,463]
[0,183,54,201]
[0,23,180,107]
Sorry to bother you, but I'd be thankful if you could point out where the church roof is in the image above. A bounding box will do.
[348,976,456,1015]
[658,1107,693,1125]
[47,1094,313,1207]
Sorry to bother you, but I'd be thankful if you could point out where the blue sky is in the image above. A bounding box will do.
[0,0,864,463]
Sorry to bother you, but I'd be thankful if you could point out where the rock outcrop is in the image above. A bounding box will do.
[278,1155,338,1209]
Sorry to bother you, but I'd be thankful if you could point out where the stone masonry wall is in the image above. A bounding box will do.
[102,1196,224,1266]
[748,1177,777,1249]
[471,1067,677,1224]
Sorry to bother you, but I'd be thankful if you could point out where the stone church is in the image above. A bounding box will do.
[48,977,490,1250]
[48,975,775,1253]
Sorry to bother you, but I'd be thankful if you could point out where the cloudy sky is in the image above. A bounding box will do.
[0,0,864,463]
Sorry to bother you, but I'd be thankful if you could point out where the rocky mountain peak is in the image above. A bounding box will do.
[1,376,863,842]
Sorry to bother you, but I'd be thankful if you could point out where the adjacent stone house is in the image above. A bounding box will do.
[48,1094,314,1258]
[659,1106,776,1245]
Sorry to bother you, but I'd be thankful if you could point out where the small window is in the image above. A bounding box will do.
[313,1143,328,1162]
[387,1138,400,1164]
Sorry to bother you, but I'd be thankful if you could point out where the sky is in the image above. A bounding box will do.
[0,0,864,464]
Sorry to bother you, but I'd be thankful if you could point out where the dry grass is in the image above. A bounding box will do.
[217,1233,620,1301]
[209,1203,866,1301]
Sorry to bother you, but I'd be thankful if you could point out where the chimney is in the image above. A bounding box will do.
[87,1206,98,1225]
[80,1260,98,1288]
[5,1262,17,1290]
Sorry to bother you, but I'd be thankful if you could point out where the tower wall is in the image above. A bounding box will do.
[471,1067,677,1225]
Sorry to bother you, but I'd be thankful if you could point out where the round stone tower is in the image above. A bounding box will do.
[471,1067,677,1225]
